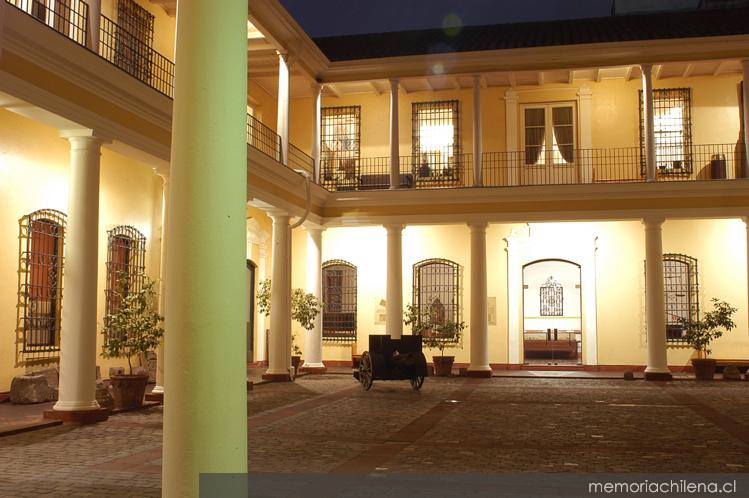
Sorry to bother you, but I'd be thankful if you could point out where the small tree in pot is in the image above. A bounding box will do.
[101,275,164,409]
[680,298,737,380]
[404,300,465,376]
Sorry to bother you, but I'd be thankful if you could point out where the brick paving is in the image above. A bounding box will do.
[0,376,748,496]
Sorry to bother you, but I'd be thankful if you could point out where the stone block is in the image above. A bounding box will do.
[28,367,59,388]
[723,365,742,381]
[138,351,157,383]
[10,374,51,404]
[132,366,149,377]
[95,380,114,409]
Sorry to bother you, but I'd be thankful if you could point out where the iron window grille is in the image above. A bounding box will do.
[7,0,89,45]
[320,106,361,190]
[639,88,693,175]
[540,276,564,316]
[412,100,462,185]
[322,260,357,342]
[114,0,155,85]
[663,253,699,343]
[16,209,67,365]
[412,258,462,342]
[104,225,147,343]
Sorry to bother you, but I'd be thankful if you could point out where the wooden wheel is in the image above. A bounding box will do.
[359,351,373,391]
[410,375,424,390]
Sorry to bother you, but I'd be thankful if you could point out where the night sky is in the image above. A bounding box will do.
[280,0,615,38]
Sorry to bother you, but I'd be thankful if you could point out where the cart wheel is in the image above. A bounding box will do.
[359,352,373,391]
[410,375,424,390]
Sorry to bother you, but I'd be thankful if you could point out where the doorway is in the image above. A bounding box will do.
[522,259,582,366]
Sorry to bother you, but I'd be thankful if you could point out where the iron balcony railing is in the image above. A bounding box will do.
[247,114,282,161]
[288,143,314,177]
[6,0,175,97]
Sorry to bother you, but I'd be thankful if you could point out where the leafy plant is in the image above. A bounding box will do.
[257,278,272,317]
[679,298,737,358]
[101,275,164,375]
[291,332,303,356]
[404,300,465,357]
[291,288,322,332]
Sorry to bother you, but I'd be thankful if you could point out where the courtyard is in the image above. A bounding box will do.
[0,375,747,497]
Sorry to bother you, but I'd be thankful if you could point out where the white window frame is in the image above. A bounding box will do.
[520,101,577,167]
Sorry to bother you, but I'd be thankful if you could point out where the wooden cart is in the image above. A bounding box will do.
[353,335,428,391]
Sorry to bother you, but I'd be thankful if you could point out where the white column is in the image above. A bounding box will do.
[257,243,268,362]
[742,60,749,178]
[302,225,325,372]
[53,130,104,414]
[643,217,671,380]
[504,232,523,365]
[577,86,593,184]
[385,224,404,338]
[162,0,248,494]
[641,64,657,182]
[467,222,491,377]
[472,75,483,187]
[86,0,101,51]
[389,78,400,189]
[277,53,290,165]
[152,174,168,395]
[264,210,292,380]
[312,83,322,183]
[504,89,519,186]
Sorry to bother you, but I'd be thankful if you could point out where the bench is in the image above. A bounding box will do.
[715,360,749,373]
[524,340,578,359]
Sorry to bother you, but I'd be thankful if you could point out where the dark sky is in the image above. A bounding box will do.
[280,0,614,38]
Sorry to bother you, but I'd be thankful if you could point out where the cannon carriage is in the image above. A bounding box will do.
[353,335,428,390]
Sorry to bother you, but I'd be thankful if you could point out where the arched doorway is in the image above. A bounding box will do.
[522,259,582,366]
[247,260,257,363]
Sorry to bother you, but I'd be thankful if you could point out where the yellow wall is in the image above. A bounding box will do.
[101,0,176,60]
[0,109,162,391]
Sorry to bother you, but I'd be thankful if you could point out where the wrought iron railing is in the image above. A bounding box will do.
[288,143,314,177]
[6,0,89,46]
[99,15,174,97]
[247,114,282,161]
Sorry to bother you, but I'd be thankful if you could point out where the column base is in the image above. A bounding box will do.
[144,391,164,402]
[43,408,109,425]
[466,369,492,378]
[299,366,327,375]
[261,373,292,382]
[644,371,673,381]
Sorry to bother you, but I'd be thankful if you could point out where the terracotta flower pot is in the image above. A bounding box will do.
[692,358,717,381]
[432,356,455,377]
[109,374,149,409]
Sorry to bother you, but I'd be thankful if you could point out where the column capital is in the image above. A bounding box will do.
[577,85,593,99]
[310,82,322,94]
[384,224,404,234]
[303,221,325,234]
[504,89,519,102]
[642,217,665,229]
[266,207,290,221]
[60,129,110,146]
[467,221,488,232]
[640,63,653,73]
[472,74,482,86]
[389,78,400,90]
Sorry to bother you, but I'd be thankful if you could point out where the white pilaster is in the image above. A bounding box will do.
[504,89,519,186]
[641,64,657,182]
[385,224,404,338]
[265,210,292,380]
[87,0,101,51]
[467,222,491,377]
[643,217,671,380]
[53,130,105,413]
[742,61,749,178]
[312,83,322,183]
[472,75,483,187]
[389,78,400,189]
[504,228,525,365]
[303,225,325,371]
[577,86,593,184]
[152,174,169,395]
[277,53,290,165]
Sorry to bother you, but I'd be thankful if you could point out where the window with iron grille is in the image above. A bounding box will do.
[115,0,155,84]
[663,253,699,343]
[540,276,564,316]
[412,100,461,183]
[104,226,147,342]
[412,259,462,340]
[522,103,576,166]
[320,106,361,188]
[322,260,357,342]
[16,209,66,364]
[639,88,693,174]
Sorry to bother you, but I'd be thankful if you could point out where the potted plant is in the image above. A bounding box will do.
[680,298,737,380]
[404,300,465,377]
[101,275,164,409]
[291,288,322,373]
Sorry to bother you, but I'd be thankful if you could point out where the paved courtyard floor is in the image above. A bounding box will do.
[0,376,748,496]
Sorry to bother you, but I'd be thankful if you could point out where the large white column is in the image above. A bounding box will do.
[742,60,749,178]
[467,222,491,377]
[277,53,290,165]
[504,89,520,187]
[641,64,657,182]
[257,243,268,362]
[472,75,483,187]
[643,217,671,381]
[385,224,404,338]
[312,83,322,183]
[264,210,292,380]
[53,130,105,416]
[302,225,325,372]
[162,0,248,495]
[86,0,101,51]
[389,78,400,189]
[152,174,169,395]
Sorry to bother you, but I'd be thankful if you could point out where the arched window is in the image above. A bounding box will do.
[104,226,147,341]
[17,209,67,364]
[663,253,699,342]
[322,260,357,342]
[412,258,462,337]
